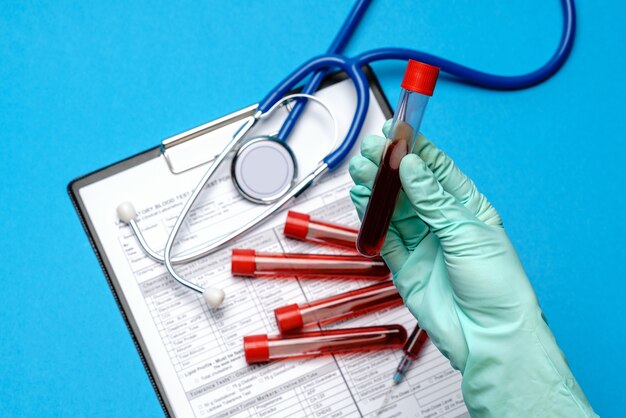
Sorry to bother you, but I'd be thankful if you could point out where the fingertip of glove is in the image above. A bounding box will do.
[349,184,371,198]
[362,134,384,146]
[400,153,425,174]
[349,185,370,218]
[348,156,360,175]
[382,119,393,136]
[348,156,369,179]
[361,134,385,156]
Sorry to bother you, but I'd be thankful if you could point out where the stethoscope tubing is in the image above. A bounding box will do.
[259,55,370,170]
[279,0,575,145]
[264,0,575,166]
[354,0,575,89]
[276,0,372,142]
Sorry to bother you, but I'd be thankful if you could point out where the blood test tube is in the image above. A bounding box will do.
[274,281,402,333]
[284,211,358,250]
[243,325,407,364]
[356,60,439,257]
[231,249,390,279]
[393,324,428,384]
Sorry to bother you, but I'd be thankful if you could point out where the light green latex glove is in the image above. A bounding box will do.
[349,128,597,417]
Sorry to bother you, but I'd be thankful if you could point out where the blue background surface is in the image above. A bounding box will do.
[1,0,624,416]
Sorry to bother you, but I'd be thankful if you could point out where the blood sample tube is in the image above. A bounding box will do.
[393,324,428,384]
[356,60,439,257]
[274,281,402,333]
[284,211,358,250]
[244,325,407,364]
[231,249,390,279]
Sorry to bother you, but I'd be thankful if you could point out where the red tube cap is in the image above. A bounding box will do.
[275,304,304,333]
[401,60,440,96]
[243,334,270,364]
[231,249,256,276]
[283,211,310,240]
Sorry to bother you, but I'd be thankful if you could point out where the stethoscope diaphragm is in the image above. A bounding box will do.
[232,136,297,204]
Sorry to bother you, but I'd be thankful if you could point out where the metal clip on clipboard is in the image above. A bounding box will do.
[160,96,301,174]
[160,104,260,174]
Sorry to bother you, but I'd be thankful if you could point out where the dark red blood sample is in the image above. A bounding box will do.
[356,124,412,257]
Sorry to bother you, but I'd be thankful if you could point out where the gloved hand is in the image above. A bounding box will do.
[349,126,597,417]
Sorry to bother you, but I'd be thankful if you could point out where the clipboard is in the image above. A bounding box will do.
[68,67,396,417]
[68,67,469,418]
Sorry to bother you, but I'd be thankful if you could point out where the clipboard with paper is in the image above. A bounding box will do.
[68,68,468,418]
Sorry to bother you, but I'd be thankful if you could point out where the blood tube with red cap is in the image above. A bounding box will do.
[243,325,407,364]
[393,324,428,384]
[231,249,390,279]
[356,60,440,257]
[274,281,402,333]
[284,211,358,250]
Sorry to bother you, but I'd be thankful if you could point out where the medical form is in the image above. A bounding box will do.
[70,73,469,418]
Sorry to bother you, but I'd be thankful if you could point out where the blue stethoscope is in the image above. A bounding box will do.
[117,0,576,307]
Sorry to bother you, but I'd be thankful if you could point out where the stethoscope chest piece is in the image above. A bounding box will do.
[232,136,298,204]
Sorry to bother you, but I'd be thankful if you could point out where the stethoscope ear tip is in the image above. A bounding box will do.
[117,202,137,223]
[203,288,225,308]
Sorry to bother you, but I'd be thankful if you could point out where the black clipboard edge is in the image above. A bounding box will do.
[67,65,393,417]
[67,147,174,415]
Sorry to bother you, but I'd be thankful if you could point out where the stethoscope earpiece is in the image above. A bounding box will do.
[203,288,226,308]
[117,201,137,223]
